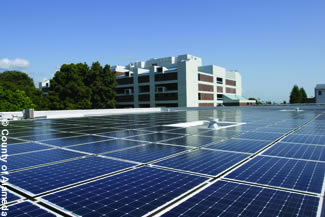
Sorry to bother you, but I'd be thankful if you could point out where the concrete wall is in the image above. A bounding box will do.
[316,88,325,103]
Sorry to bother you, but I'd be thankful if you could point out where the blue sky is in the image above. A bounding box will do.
[1,0,324,102]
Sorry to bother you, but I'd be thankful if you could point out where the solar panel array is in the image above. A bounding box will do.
[2,106,325,216]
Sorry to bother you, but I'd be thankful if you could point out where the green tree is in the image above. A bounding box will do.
[86,62,117,109]
[0,85,35,111]
[299,87,307,103]
[290,85,300,104]
[47,62,117,110]
[0,71,36,97]
[48,63,92,110]
[248,98,261,105]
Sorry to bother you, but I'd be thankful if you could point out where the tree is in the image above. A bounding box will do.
[290,85,300,104]
[47,63,92,110]
[0,85,35,111]
[47,62,117,110]
[300,87,307,103]
[248,98,261,105]
[0,71,36,97]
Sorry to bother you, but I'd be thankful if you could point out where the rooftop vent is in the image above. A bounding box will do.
[207,117,219,129]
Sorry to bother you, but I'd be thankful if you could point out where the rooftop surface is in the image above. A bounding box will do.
[2,106,325,217]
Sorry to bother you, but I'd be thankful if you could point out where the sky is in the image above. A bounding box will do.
[1,0,324,102]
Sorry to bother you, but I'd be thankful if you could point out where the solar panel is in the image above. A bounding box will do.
[7,201,56,217]
[226,156,325,193]
[127,132,182,143]
[282,134,325,145]
[200,129,241,138]
[165,127,212,136]
[161,135,221,147]
[161,181,319,217]
[7,149,85,171]
[104,143,189,163]
[8,156,135,194]
[263,142,325,161]
[206,138,271,153]
[42,135,111,147]
[16,132,82,141]
[6,190,21,203]
[236,132,285,141]
[67,139,146,154]
[42,167,207,216]
[98,129,152,138]
[155,149,249,176]
[8,142,52,155]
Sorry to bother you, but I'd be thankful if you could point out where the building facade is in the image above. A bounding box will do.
[111,54,254,108]
[315,84,325,104]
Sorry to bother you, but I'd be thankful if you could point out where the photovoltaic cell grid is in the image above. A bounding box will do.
[8,156,135,195]
[43,167,207,217]
[226,156,325,193]
[7,201,56,217]
[162,181,319,217]
[3,106,325,217]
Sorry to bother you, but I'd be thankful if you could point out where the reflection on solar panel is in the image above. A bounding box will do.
[263,142,325,161]
[236,132,284,141]
[155,149,248,176]
[8,142,51,155]
[8,202,56,217]
[282,134,325,145]
[4,106,325,216]
[43,167,207,216]
[104,143,189,163]
[67,139,145,154]
[8,157,135,194]
[7,149,84,171]
[160,135,221,147]
[206,138,270,153]
[127,132,182,142]
[42,135,110,147]
[226,156,325,193]
[161,181,319,217]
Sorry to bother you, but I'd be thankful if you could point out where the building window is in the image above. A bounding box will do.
[217,94,223,100]
[217,77,223,84]
[198,93,201,100]
[157,67,163,73]
[319,91,322,96]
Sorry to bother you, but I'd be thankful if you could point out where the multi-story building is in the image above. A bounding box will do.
[315,84,325,104]
[111,54,255,108]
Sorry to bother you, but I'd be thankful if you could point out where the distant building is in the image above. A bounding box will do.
[315,84,325,104]
[39,79,50,90]
[111,54,255,108]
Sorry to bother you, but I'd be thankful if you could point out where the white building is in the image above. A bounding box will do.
[111,54,255,108]
[315,84,325,104]
[38,79,50,90]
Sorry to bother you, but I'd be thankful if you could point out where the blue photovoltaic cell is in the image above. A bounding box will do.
[255,127,292,133]
[161,135,221,147]
[8,142,51,155]
[6,190,21,203]
[67,139,145,154]
[236,132,284,141]
[8,157,135,194]
[282,134,325,145]
[17,132,81,141]
[127,132,182,142]
[7,149,85,171]
[43,167,207,217]
[200,129,241,138]
[226,156,325,193]
[166,127,212,136]
[162,181,319,217]
[42,135,111,147]
[104,143,188,163]
[263,142,325,161]
[206,138,270,153]
[155,149,249,176]
[8,202,56,217]
[7,137,26,145]
[98,129,151,138]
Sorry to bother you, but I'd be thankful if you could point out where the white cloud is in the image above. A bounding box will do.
[0,58,30,69]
